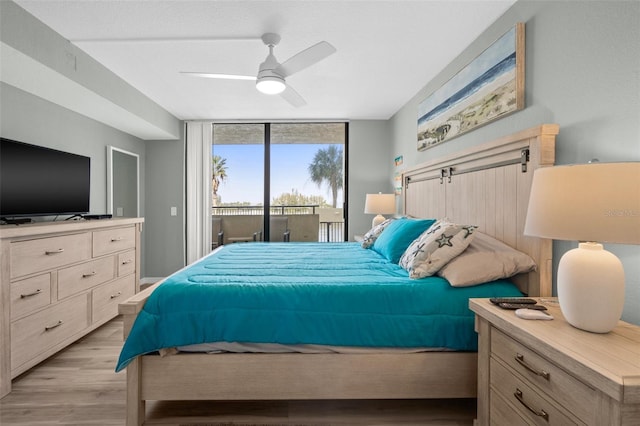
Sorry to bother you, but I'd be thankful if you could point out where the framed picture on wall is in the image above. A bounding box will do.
[417,22,525,151]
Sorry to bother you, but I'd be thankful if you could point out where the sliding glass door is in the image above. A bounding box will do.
[212,122,347,244]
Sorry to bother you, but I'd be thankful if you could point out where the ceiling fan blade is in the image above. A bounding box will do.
[280,85,307,108]
[275,41,336,77]
[180,72,256,80]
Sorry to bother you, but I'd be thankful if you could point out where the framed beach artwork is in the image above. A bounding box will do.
[417,23,525,151]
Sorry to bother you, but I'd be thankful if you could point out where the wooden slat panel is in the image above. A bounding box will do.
[403,124,558,297]
[140,352,478,401]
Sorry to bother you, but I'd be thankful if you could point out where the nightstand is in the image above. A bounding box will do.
[470,298,640,426]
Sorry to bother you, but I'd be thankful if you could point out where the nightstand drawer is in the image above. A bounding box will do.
[489,387,532,426]
[491,357,585,425]
[491,328,596,423]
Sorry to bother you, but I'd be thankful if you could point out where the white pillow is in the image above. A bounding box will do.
[361,218,395,249]
[399,219,477,279]
[437,232,537,287]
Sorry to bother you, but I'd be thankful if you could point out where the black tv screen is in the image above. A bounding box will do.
[0,138,90,217]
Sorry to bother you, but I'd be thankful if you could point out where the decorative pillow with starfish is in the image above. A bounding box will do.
[399,219,477,279]
[361,217,396,249]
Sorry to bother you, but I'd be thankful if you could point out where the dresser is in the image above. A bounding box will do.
[0,218,143,398]
[470,298,640,425]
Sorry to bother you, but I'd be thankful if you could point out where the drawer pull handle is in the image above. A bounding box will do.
[121,260,132,265]
[110,291,122,299]
[82,271,97,278]
[515,353,550,380]
[111,237,124,242]
[45,248,64,255]
[44,320,63,331]
[20,289,42,298]
[514,388,549,422]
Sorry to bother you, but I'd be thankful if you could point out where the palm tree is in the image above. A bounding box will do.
[308,145,343,208]
[212,155,228,205]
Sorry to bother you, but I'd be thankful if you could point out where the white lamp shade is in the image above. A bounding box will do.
[364,193,396,215]
[524,162,640,244]
[524,162,639,333]
[364,193,396,228]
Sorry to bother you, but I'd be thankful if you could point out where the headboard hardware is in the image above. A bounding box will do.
[448,167,454,183]
[521,148,530,172]
[439,169,447,184]
[404,176,411,190]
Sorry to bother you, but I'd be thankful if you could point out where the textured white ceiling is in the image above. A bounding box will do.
[14,0,515,122]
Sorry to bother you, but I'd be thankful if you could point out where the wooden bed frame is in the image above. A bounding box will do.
[119,124,559,425]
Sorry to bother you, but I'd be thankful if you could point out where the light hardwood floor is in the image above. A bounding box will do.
[0,317,476,425]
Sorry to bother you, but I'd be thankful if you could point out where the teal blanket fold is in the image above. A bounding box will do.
[116,242,522,372]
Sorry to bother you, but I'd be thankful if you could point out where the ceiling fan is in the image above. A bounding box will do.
[181,33,336,107]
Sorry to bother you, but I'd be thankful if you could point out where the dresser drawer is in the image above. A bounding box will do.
[92,275,135,324]
[58,256,116,300]
[491,329,596,423]
[491,358,584,425]
[10,273,52,320]
[118,250,136,277]
[93,226,135,257]
[10,233,91,278]
[10,293,88,372]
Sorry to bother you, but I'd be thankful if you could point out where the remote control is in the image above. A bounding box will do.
[498,302,547,310]
[490,297,537,305]
[515,308,553,320]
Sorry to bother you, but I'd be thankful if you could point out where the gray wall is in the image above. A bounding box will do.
[389,0,640,324]
[0,83,149,276]
[348,120,393,239]
[144,134,186,278]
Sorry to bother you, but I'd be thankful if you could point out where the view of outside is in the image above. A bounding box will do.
[211,123,346,243]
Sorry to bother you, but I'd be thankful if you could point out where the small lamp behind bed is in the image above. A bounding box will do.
[524,162,640,333]
[365,193,396,227]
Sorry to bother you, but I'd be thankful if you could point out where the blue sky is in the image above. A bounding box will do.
[212,143,344,205]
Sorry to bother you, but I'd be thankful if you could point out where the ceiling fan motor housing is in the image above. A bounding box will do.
[256,44,286,94]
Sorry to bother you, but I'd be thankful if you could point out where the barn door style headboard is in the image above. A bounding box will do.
[402,124,559,297]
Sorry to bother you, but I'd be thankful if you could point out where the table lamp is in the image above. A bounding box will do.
[524,162,640,333]
[364,193,396,227]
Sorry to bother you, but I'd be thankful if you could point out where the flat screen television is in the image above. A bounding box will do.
[0,138,91,218]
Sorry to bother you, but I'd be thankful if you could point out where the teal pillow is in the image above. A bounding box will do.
[372,218,436,263]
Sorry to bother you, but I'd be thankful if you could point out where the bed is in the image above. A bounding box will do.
[118,124,559,425]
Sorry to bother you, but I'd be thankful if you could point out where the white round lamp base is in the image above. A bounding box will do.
[557,242,625,333]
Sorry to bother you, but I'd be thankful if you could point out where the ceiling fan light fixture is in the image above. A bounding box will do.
[256,76,286,95]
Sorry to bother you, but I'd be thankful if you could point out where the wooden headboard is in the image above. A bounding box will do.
[402,124,559,297]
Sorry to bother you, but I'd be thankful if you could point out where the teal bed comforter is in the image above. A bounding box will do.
[116,242,522,372]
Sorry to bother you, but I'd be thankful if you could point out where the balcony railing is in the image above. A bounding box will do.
[212,205,344,242]
[212,205,320,216]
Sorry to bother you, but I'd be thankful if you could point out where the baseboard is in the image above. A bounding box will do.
[141,277,164,285]
[140,277,165,291]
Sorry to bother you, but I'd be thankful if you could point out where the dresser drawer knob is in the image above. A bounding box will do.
[111,237,124,242]
[44,320,63,331]
[515,353,550,380]
[82,271,97,278]
[514,388,549,421]
[45,248,64,255]
[110,291,122,299]
[20,289,42,298]
[121,260,133,265]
